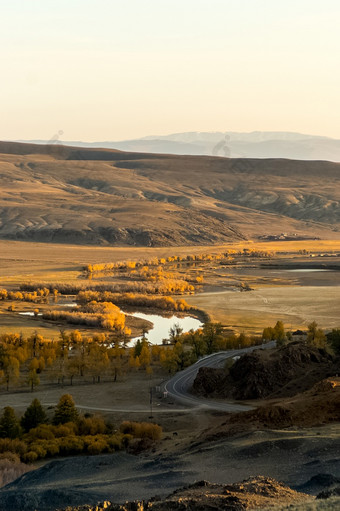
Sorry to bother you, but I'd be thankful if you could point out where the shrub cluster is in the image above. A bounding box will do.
[0,288,56,303]
[43,302,126,331]
[120,421,162,441]
[0,395,162,464]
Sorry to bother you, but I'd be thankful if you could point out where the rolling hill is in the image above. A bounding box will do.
[0,141,339,246]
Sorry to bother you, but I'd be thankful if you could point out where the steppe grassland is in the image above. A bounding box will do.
[0,238,339,471]
[0,239,340,335]
[186,286,340,332]
[1,238,340,280]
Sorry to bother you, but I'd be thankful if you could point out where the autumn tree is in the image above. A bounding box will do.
[21,399,47,432]
[133,339,143,358]
[0,407,21,438]
[0,351,20,391]
[169,323,183,343]
[5,356,20,390]
[69,339,89,378]
[203,323,223,354]
[237,332,250,348]
[53,394,78,425]
[28,369,40,392]
[139,344,151,369]
[28,331,44,358]
[69,330,82,345]
[307,321,326,347]
[262,321,286,345]
[262,327,274,341]
[172,341,194,370]
[66,356,80,386]
[185,330,206,360]
[108,345,125,382]
[273,321,286,346]
[161,347,180,374]
[87,345,110,383]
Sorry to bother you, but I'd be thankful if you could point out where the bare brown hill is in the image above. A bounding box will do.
[239,377,340,429]
[1,141,340,246]
[197,377,340,439]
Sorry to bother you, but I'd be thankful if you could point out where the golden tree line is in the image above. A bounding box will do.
[0,330,130,390]
[84,248,276,275]
[0,322,266,392]
[76,291,192,312]
[20,278,195,296]
[43,301,129,333]
[0,288,58,304]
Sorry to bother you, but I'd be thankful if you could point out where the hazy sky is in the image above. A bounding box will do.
[1,0,340,141]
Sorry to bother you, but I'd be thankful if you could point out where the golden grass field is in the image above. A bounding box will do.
[187,285,340,332]
[0,238,339,335]
[1,238,340,276]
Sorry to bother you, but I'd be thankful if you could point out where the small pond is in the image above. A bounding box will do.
[129,312,203,345]
[19,312,42,316]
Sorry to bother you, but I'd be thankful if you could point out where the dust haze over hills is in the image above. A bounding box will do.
[19,131,340,162]
[0,140,340,246]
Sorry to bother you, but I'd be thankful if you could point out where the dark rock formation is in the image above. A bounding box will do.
[192,342,338,400]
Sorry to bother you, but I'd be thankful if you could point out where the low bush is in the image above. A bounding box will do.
[0,439,27,457]
[57,435,84,455]
[86,436,109,455]
[77,416,107,436]
[22,451,38,463]
[119,421,162,441]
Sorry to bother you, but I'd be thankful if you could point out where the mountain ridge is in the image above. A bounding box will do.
[13,130,340,162]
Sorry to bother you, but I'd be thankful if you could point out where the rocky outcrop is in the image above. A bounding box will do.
[58,477,311,511]
[192,342,338,400]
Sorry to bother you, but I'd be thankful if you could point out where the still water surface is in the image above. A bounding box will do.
[129,311,202,345]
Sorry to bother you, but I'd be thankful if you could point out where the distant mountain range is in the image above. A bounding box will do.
[17,131,340,161]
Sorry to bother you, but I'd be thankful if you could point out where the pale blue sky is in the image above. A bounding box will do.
[1,0,340,141]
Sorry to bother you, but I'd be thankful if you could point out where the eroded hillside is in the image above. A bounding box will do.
[0,141,339,245]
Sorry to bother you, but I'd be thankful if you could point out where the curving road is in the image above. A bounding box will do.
[164,341,276,412]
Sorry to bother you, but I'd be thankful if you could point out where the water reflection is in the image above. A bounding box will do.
[19,312,42,316]
[129,312,202,345]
